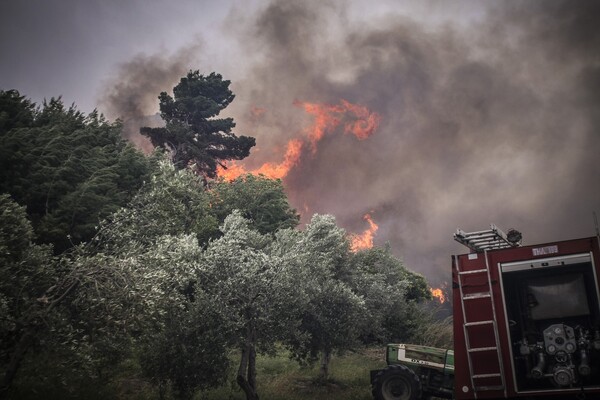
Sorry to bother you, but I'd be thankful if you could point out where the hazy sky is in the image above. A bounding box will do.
[2,0,599,288]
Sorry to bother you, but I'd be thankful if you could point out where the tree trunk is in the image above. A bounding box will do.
[319,349,331,381]
[236,326,259,400]
[248,342,257,391]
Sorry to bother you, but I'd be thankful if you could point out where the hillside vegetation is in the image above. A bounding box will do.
[0,87,450,400]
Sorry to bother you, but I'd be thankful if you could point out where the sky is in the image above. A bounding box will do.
[2,0,599,288]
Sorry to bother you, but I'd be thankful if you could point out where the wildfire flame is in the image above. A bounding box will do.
[430,287,446,303]
[296,99,381,152]
[350,213,379,252]
[217,99,380,181]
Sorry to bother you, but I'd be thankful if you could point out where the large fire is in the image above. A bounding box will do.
[217,100,382,253]
[216,99,380,181]
[430,287,446,303]
[296,99,381,152]
[350,213,379,252]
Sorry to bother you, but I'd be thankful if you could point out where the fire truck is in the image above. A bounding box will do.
[370,226,600,399]
[452,225,600,399]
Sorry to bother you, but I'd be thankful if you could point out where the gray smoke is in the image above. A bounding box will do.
[102,0,600,286]
[99,45,202,152]
[229,0,600,285]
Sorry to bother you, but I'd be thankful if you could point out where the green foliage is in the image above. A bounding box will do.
[197,211,308,399]
[202,346,385,400]
[285,215,365,378]
[0,194,35,261]
[199,211,308,347]
[0,94,152,253]
[351,245,430,302]
[138,292,231,399]
[97,157,219,250]
[140,71,255,178]
[85,163,232,398]
[0,90,36,134]
[289,280,366,371]
[411,312,454,349]
[348,246,431,344]
[0,195,55,396]
[0,195,52,336]
[209,174,300,235]
[0,89,439,398]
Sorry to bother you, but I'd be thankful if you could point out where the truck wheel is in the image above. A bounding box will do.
[372,364,422,400]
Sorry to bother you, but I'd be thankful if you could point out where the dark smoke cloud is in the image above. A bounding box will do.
[102,0,600,286]
[99,45,202,152]
[228,0,600,285]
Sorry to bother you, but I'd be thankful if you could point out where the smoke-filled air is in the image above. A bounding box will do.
[95,0,600,286]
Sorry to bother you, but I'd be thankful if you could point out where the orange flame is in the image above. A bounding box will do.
[297,99,381,152]
[350,213,379,252]
[217,99,380,181]
[430,288,446,303]
[218,139,303,181]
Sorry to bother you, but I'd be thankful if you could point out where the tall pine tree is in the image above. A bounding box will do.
[141,71,255,179]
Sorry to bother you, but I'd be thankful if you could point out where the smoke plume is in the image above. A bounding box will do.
[235,0,600,284]
[99,45,202,152]
[101,0,600,285]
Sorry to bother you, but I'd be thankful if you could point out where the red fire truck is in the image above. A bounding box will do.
[452,225,600,399]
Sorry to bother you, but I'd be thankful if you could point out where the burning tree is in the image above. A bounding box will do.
[140,71,255,179]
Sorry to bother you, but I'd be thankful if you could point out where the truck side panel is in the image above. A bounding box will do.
[453,237,600,399]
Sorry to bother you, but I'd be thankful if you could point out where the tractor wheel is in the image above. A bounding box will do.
[372,364,422,400]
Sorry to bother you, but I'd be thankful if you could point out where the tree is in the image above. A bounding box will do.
[285,214,366,380]
[140,71,255,179]
[0,195,54,398]
[209,174,299,235]
[96,157,219,250]
[284,217,432,380]
[0,187,217,398]
[120,234,231,400]
[0,90,36,134]
[0,95,152,253]
[197,211,307,400]
[138,290,231,400]
[291,280,365,380]
[348,245,431,343]
[0,195,130,398]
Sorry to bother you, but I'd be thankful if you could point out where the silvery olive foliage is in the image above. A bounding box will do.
[283,214,366,379]
[348,245,431,343]
[196,211,308,400]
[1,153,431,400]
[95,157,219,250]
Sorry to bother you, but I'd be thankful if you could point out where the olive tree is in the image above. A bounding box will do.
[348,245,431,343]
[197,211,308,400]
[284,214,366,380]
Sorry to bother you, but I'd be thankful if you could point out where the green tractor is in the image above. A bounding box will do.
[370,344,454,400]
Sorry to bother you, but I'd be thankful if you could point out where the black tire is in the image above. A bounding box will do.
[372,364,422,400]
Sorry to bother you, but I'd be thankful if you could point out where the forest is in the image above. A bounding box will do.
[0,72,451,400]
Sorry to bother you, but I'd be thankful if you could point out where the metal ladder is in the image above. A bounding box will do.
[456,254,506,397]
[454,225,517,398]
[454,224,521,252]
